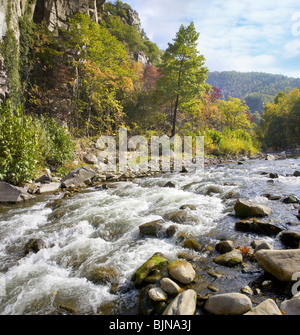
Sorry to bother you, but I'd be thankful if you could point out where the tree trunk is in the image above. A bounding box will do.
[171,59,184,137]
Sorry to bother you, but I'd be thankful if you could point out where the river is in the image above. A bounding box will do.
[0,156,299,315]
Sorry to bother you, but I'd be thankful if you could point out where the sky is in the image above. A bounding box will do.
[123,0,300,78]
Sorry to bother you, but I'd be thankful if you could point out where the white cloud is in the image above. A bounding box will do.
[284,39,300,58]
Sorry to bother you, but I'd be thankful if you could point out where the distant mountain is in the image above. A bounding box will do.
[206,71,300,115]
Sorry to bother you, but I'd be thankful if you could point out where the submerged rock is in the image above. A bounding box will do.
[235,218,283,236]
[24,239,46,254]
[164,210,198,225]
[162,289,197,315]
[234,199,272,217]
[183,238,202,252]
[85,266,118,285]
[213,249,243,267]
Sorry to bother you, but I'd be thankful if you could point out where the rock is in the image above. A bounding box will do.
[36,172,53,184]
[35,182,61,194]
[61,165,95,188]
[266,154,276,160]
[287,221,299,227]
[183,239,202,252]
[162,289,197,315]
[163,210,198,225]
[167,260,196,284]
[234,199,272,217]
[255,249,300,281]
[53,290,79,315]
[139,220,164,237]
[160,278,182,296]
[179,204,196,210]
[83,153,98,165]
[0,181,35,203]
[24,239,46,254]
[204,185,222,196]
[241,286,253,295]
[213,249,243,267]
[164,181,176,188]
[293,171,300,177]
[215,240,235,254]
[279,231,300,248]
[204,293,252,315]
[251,240,273,252]
[280,294,300,315]
[132,253,168,286]
[244,299,282,315]
[138,284,156,315]
[235,219,283,236]
[269,173,279,179]
[85,266,118,285]
[166,225,178,238]
[148,287,168,302]
[283,195,299,204]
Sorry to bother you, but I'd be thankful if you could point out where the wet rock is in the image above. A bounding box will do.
[280,294,300,315]
[279,231,300,249]
[293,171,300,177]
[255,249,300,281]
[269,173,279,179]
[85,266,118,285]
[61,165,95,188]
[138,284,156,315]
[204,185,222,196]
[166,225,178,238]
[183,239,202,252]
[0,181,35,203]
[162,289,197,315]
[234,199,272,217]
[132,253,168,286]
[287,221,299,227]
[160,278,182,296]
[180,204,196,210]
[204,293,252,315]
[167,260,196,284]
[164,181,176,188]
[251,240,273,252]
[139,220,164,237]
[53,291,79,315]
[24,239,46,254]
[215,240,235,254]
[235,218,283,236]
[213,249,243,267]
[164,210,198,225]
[148,287,168,302]
[221,190,240,200]
[282,195,299,204]
[244,299,282,315]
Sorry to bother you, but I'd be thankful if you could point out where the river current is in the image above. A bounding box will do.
[0,156,299,315]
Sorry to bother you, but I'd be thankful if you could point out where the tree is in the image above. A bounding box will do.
[155,22,209,137]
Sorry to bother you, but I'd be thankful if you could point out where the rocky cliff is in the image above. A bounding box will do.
[0,0,106,102]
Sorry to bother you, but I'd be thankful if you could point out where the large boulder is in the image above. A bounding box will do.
[255,249,300,281]
[167,260,196,284]
[163,289,197,315]
[61,165,95,188]
[234,199,272,217]
[132,253,168,286]
[204,293,252,315]
[235,219,283,236]
[244,299,282,315]
[0,181,35,203]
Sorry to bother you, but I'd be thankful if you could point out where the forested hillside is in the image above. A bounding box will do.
[207,71,300,115]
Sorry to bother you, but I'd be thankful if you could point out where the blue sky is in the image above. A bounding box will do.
[123,0,300,78]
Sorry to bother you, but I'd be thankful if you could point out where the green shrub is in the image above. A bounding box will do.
[0,101,39,184]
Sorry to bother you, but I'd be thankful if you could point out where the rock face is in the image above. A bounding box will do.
[204,293,252,315]
[234,199,272,217]
[163,289,197,315]
[0,181,35,203]
[255,249,300,281]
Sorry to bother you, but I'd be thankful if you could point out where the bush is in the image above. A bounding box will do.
[0,101,39,185]
[0,101,75,185]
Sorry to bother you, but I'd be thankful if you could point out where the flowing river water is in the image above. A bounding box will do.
[0,156,300,315]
